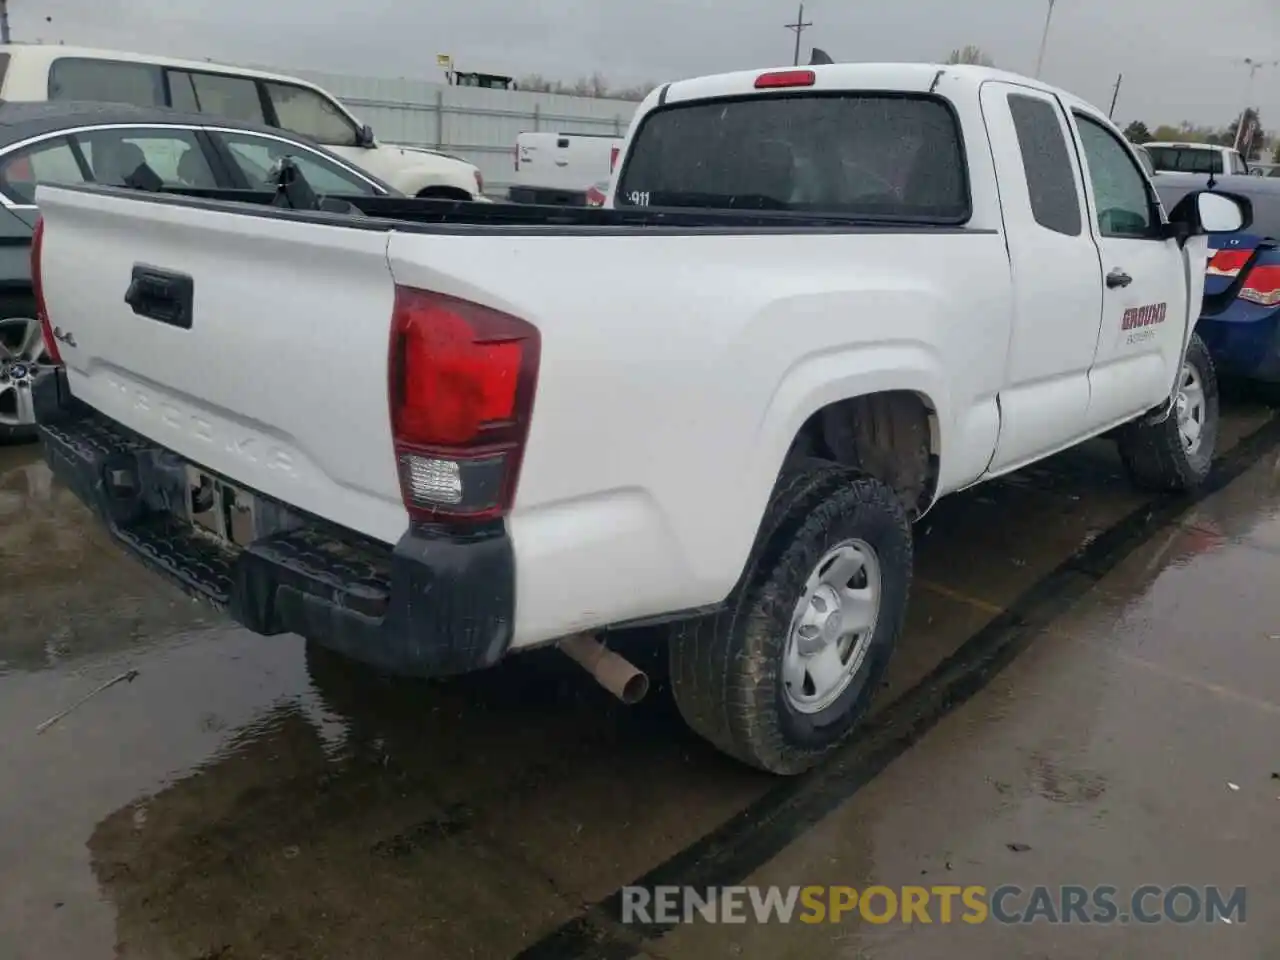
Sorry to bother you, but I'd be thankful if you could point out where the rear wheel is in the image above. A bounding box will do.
[668,466,912,775]
[0,295,48,444]
[1116,334,1218,492]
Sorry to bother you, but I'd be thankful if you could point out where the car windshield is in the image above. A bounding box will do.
[1147,146,1223,175]
[616,92,969,221]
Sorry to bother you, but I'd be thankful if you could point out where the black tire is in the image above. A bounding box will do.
[668,466,912,775]
[0,292,40,445]
[1115,334,1219,492]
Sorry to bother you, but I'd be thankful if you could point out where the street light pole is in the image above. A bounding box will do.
[1034,0,1056,78]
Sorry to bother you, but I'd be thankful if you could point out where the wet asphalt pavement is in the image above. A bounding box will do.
[2,394,1279,960]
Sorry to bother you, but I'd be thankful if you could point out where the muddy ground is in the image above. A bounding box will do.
[1,393,1278,960]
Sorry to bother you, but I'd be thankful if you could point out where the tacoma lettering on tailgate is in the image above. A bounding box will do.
[107,376,296,475]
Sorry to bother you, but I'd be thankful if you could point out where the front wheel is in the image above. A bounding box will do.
[1116,334,1219,492]
[668,467,912,776]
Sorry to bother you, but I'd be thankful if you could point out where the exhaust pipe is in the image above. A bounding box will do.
[559,634,649,705]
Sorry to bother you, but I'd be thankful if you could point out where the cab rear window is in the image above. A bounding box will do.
[1146,147,1223,175]
[616,92,969,222]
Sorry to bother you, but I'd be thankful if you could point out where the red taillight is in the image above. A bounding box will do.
[754,69,815,89]
[1207,248,1251,278]
[388,286,539,524]
[30,217,61,365]
[610,146,620,172]
[1239,264,1280,307]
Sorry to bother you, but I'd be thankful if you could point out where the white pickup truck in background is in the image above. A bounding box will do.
[31,63,1250,775]
[509,130,624,205]
[1144,141,1250,177]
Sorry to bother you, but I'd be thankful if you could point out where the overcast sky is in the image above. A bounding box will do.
[12,0,1280,130]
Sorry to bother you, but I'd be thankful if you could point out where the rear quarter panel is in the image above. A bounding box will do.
[388,226,1012,646]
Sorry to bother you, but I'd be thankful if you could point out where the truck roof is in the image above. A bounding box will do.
[659,62,1079,108]
[0,42,336,97]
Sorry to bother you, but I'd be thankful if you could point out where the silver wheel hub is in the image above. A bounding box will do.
[784,538,883,714]
[1175,361,1205,456]
[0,317,48,428]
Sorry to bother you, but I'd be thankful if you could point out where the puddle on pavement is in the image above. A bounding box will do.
[0,394,1276,959]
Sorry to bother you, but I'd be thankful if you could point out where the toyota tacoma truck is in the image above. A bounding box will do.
[29,64,1250,775]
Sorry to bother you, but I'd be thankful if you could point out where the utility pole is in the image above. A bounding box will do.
[785,3,813,67]
[1108,73,1123,119]
[0,0,11,45]
[1034,0,1056,78]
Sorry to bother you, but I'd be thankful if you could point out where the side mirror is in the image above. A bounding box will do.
[1165,189,1252,242]
[356,123,376,148]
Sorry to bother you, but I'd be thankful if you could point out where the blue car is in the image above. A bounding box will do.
[1154,174,1280,382]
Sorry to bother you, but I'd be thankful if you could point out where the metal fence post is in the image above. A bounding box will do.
[434,90,444,149]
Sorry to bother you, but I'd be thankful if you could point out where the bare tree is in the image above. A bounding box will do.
[945,45,995,67]
[514,72,654,101]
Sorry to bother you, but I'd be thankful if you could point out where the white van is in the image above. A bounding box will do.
[0,43,487,200]
[510,131,624,205]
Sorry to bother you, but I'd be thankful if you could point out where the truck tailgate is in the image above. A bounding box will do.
[35,185,407,544]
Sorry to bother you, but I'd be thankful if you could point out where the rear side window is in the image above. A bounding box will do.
[167,70,265,124]
[1007,93,1082,236]
[617,93,969,221]
[1147,146,1222,175]
[75,128,217,189]
[0,137,87,203]
[49,57,163,106]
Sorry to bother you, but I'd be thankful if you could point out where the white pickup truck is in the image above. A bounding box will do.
[509,131,625,205]
[30,63,1250,775]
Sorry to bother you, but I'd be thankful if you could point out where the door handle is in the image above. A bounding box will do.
[124,264,195,329]
[1106,269,1133,289]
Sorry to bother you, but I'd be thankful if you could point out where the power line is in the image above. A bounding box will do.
[784,3,813,68]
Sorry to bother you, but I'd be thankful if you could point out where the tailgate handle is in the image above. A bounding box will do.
[124,265,194,330]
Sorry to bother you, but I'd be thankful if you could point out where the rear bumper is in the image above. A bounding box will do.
[34,370,515,678]
[506,185,588,206]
